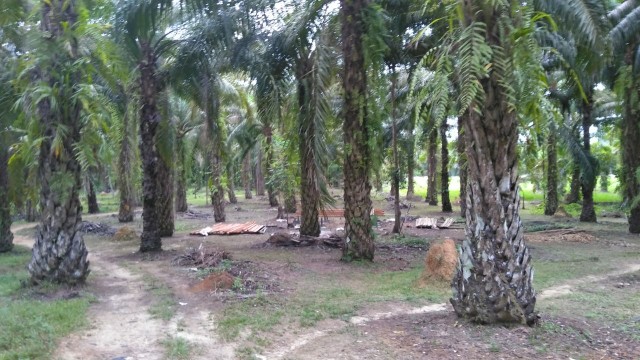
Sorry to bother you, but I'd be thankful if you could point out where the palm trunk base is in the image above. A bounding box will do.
[140,230,162,252]
[29,226,90,284]
[629,208,640,234]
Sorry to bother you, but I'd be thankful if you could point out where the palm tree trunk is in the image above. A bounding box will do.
[265,132,278,207]
[391,70,401,233]
[622,64,640,233]
[211,147,226,222]
[29,0,90,283]
[227,165,238,204]
[255,147,265,196]
[0,142,13,253]
[341,0,374,261]
[426,128,438,205]
[297,55,320,237]
[138,44,162,252]
[157,154,174,237]
[406,115,416,199]
[118,106,135,222]
[175,136,188,213]
[87,176,99,214]
[544,122,558,215]
[580,95,597,223]
[285,193,297,213]
[565,161,581,203]
[458,114,467,217]
[450,1,536,325]
[440,120,452,213]
[242,153,252,199]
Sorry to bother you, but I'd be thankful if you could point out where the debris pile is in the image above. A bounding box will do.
[415,217,455,229]
[190,222,266,236]
[78,221,115,236]
[265,232,344,248]
[113,226,138,242]
[172,245,232,267]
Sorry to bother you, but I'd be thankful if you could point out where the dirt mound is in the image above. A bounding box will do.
[525,230,596,244]
[553,206,572,218]
[190,271,236,293]
[418,238,458,285]
[112,226,138,242]
[172,245,232,267]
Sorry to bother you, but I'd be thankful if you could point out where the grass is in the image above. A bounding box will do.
[380,234,431,247]
[142,274,177,321]
[217,293,284,341]
[162,336,193,360]
[532,246,617,289]
[0,246,91,360]
[217,263,450,339]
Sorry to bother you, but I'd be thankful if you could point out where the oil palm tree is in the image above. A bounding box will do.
[24,0,94,283]
[0,0,25,252]
[341,0,375,261]
[609,0,640,233]
[429,0,543,324]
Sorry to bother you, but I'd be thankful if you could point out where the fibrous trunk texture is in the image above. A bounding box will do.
[265,132,278,207]
[227,166,238,204]
[406,117,416,199]
[297,54,320,237]
[341,0,374,261]
[0,144,13,253]
[440,120,452,213]
[118,108,135,222]
[426,128,438,205]
[242,153,252,199]
[211,147,225,222]
[175,137,188,213]
[157,153,174,237]
[138,44,162,252]
[29,0,90,283]
[565,162,581,204]
[87,177,99,214]
[544,122,558,216]
[622,49,640,233]
[451,1,536,325]
[580,95,597,223]
[458,115,467,217]
[255,148,265,196]
[391,71,401,233]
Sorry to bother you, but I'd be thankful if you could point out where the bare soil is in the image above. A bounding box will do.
[10,197,640,359]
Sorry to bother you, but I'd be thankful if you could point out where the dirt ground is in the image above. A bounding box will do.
[11,195,640,359]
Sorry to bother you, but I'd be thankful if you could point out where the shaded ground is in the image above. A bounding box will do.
[9,194,640,359]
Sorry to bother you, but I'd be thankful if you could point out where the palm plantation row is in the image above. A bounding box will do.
[0,0,639,326]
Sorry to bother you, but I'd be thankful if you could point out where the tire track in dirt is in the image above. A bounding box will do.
[261,263,640,359]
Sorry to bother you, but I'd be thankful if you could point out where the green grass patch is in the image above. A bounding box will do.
[142,275,177,321]
[217,294,284,341]
[380,234,430,247]
[162,336,193,360]
[540,282,640,339]
[0,246,91,360]
[533,255,614,289]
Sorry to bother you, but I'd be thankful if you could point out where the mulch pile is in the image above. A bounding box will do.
[418,238,458,285]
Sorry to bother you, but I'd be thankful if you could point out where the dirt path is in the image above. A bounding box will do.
[538,262,640,300]
[10,222,235,360]
[260,263,640,360]
[11,224,166,360]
